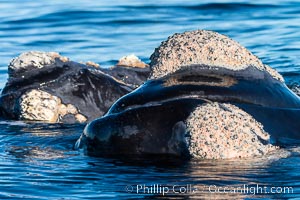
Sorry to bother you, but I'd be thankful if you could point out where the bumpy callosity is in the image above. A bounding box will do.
[150,30,283,81]
[186,103,277,159]
[117,54,149,68]
[19,89,87,123]
[9,51,68,75]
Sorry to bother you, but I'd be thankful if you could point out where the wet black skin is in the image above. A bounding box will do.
[77,64,300,156]
[77,98,206,157]
[108,65,300,114]
[0,58,149,122]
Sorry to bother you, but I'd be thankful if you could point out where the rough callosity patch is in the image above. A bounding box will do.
[85,61,100,68]
[19,89,61,122]
[186,103,278,159]
[149,30,283,81]
[19,89,87,123]
[116,54,149,68]
[9,51,68,73]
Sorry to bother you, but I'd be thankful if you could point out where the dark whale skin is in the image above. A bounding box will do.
[108,65,300,114]
[0,58,149,122]
[77,64,300,157]
[77,98,205,157]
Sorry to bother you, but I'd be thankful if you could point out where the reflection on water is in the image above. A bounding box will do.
[0,121,299,199]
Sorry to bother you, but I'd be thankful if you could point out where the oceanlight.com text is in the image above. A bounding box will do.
[125,184,293,196]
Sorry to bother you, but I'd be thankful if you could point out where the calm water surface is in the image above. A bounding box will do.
[0,0,300,199]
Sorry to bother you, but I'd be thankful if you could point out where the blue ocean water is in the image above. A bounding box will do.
[0,0,300,199]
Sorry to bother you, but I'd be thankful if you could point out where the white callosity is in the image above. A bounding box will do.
[185,103,278,159]
[116,54,148,68]
[85,61,100,68]
[149,30,283,82]
[19,89,87,123]
[19,89,61,122]
[9,51,68,72]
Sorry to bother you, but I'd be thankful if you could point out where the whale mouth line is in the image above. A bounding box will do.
[110,93,287,114]
[112,95,210,112]
[110,93,300,115]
